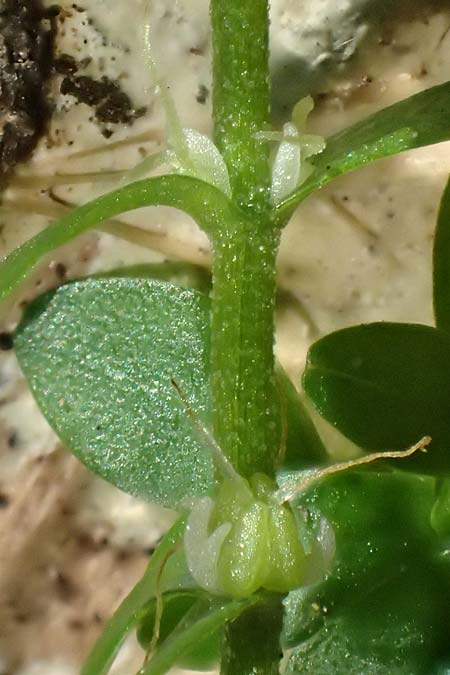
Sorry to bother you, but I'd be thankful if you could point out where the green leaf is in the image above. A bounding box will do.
[275,81,450,216]
[303,322,450,475]
[434,175,450,333]
[0,174,235,304]
[137,590,221,670]
[140,594,261,675]
[82,516,188,675]
[285,582,443,675]
[283,471,450,674]
[15,278,213,506]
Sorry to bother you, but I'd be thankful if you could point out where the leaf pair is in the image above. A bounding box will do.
[3,81,450,303]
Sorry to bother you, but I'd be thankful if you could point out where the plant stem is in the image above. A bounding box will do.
[210,0,279,476]
[211,221,280,477]
[211,0,271,215]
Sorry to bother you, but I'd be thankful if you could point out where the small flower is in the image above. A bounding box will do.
[255,96,326,204]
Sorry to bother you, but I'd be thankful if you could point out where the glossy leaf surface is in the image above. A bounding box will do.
[303,322,450,474]
[15,279,213,506]
[276,80,450,215]
[284,470,450,673]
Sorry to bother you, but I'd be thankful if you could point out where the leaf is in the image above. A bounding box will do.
[0,174,235,304]
[303,322,450,474]
[15,278,214,506]
[275,80,450,215]
[82,516,188,675]
[140,594,261,675]
[285,586,442,675]
[433,175,450,333]
[282,471,438,648]
[283,471,450,674]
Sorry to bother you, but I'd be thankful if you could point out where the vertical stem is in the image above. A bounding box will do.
[211,221,280,477]
[211,0,271,214]
[210,0,279,476]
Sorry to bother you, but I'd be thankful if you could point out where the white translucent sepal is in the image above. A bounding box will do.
[167,129,232,197]
[184,497,231,594]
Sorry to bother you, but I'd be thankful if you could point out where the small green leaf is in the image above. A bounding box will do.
[275,81,450,215]
[434,175,450,333]
[303,322,450,474]
[15,279,213,506]
[140,594,261,675]
[82,516,188,675]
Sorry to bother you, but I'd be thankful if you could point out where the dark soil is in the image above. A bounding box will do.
[60,73,144,125]
[0,0,56,177]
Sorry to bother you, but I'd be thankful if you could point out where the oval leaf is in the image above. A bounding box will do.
[15,278,213,507]
[303,322,450,474]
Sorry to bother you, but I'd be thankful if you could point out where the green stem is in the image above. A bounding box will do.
[211,0,271,214]
[211,221,280,477]
[210,0,279,476]
[220,596,284,675]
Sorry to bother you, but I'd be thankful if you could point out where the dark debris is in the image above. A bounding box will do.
[0,0,57,176]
